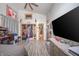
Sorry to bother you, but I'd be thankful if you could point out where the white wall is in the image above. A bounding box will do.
[46,3,79,36]
[18,10,46,24]
[47,3,79,25]
[18,10,47,40]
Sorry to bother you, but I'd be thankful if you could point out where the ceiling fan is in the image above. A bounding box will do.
[24,3,39,10]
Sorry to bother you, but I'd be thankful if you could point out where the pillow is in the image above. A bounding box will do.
[54,36,61,41]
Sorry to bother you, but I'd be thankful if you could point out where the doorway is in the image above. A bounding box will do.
[21,24,36,41]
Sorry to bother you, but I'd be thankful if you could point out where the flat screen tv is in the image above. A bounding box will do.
[52,6,79,42]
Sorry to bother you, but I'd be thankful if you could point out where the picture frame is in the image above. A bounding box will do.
[25,12,32,19]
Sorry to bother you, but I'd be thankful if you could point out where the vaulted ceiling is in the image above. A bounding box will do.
[0,3,53,15]
[0,3,79,24]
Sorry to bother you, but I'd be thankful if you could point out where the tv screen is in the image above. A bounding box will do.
[52,6,79,42]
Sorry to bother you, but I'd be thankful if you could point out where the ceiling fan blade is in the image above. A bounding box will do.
[29,4,33,10]
[31,3,38,7]
[24,3,27,9]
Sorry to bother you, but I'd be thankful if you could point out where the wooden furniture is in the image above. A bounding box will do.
[7,33,14,42]
[0,26,14,44]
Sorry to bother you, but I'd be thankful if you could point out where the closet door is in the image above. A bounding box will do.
[38,24,44,41]
[32,24,36,39]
